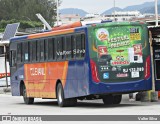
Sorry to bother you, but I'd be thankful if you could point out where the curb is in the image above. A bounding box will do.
[0,87,11,94]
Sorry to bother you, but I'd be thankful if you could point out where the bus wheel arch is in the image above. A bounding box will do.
[19,80,34,104]
[55,79,77,107]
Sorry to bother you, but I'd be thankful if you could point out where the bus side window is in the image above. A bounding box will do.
[66,36,72,60]
[11,51,16,67]
[22,42,29,62]
[40,39,45,61]
[36,40,40,62]
[62,37,65,60]
[56,37,63,60]
[48,38,55,61]
[81,34,85,58]
[76,34,82,59]
[29,41,32,62]
[71,35,76,59]
[53,38,56,60]
[17,43,22,63]
[32,41,37,62]
[44,39,48,61]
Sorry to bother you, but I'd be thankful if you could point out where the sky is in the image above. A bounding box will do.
[60,0,155,14]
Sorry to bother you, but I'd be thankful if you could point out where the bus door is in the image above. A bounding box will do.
[10,43,19,95]
[10,50,17,77]
[149,29,160,91]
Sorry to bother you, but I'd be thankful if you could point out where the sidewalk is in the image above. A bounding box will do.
[0,86,11,94]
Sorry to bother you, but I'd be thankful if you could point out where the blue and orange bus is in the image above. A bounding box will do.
[9,21,152,107]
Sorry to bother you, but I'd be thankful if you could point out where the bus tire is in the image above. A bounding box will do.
[136,93,141,101]
[56,83,77,107]
[102,95,114,105]
[113,95,122,104]
[23,85,34,104]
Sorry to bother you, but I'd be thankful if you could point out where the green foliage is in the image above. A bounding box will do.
[0,19,43,32]
[0,28,4,32]
[0,0,59,26]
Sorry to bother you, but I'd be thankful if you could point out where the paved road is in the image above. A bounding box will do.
[0,94,160,115]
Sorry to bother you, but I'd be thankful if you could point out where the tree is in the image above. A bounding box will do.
[0,0,59,26]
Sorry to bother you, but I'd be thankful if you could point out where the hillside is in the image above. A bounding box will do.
[101,7,122,15]
[139,4,160,14]
[60,1,160,17]
[59,8,88,17]
[102,1,160,15]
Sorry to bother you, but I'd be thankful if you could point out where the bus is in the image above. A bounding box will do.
[9,21,152,107]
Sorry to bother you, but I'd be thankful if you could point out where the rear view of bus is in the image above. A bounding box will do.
[88,22,152,103]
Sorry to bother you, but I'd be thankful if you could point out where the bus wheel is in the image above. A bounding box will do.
[23,85,34,104]
[113,95,122,104]
[135,93,141,101]
[56,83,77,107]
[102,95,114,105]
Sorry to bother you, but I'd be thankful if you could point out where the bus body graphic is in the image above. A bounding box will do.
[9,22,152,106]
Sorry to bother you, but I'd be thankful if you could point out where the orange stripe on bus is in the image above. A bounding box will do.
[28,92,56,98]
[24,65,29,96]
[28,29,74,39]
[24,62,68,98]
[27,83,45,90]
[44,63,47,80]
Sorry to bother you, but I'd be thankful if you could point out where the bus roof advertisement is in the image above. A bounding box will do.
[90,24,148,83]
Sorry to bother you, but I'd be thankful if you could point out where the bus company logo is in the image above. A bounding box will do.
[30,68,45,76]
[116,73,128,78]
[96,28,109,41]
[103,73,109,79]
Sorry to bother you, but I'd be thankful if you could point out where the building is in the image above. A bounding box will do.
[103,11,145,22]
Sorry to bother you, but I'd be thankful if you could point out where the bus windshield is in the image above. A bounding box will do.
[90,24,150,83]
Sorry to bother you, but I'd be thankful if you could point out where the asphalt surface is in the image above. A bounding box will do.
[0,90,160,115]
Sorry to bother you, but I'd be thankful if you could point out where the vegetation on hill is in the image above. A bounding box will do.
[0,0,60,32]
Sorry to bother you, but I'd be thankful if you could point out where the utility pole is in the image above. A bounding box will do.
[155,0,158,26]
